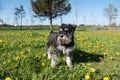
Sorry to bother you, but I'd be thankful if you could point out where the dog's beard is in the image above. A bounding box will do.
[57,35,72,45]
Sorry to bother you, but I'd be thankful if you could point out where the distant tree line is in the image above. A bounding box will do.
[0,0,120,30]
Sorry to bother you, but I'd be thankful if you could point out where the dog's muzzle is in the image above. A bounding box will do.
[57,34,71,44]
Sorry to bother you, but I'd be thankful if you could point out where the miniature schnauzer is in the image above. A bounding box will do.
[46,24,76,68]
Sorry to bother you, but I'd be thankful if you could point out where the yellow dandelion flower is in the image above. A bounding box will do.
[2,53,6,57]
[86,63,91,66]
[99,57,102,60]
[109,56,113,60]
[90,68,96,73]
[36,55,40,59]
[19,44,23,47]
[22,54,26,59]
[103,52,108,55]
[41,62,45,67]
[0,40,3,43]
[103,77,109,80]
[16,56,20,61]
[42,53,46,57]
[110,40,113,43]
[62,57,65,62]
[21,52,24,55]
[8,59,11,63]
[5,77,11,80]
[85,73,90,80]
[11,32,14,35]
[16,34,21,37]
[30,33,32,37]
[28,49,31,53]
[116,52,120,56]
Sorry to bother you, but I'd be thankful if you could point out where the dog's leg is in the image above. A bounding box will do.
[64,48,73,68]
[51,50,58,68]
[66,55,73,68]
[47,46,52,59]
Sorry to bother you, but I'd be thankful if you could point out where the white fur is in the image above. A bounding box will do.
[47,47,52,59]
[66,56,73,67]
[51,54,58,68]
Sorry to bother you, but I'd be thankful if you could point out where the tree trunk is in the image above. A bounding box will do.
[49,0,53,31]
[20,16,22,30]
[109,18,112,27]
[50,17,53,31]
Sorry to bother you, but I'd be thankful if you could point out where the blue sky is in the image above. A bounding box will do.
[0,0,120,25]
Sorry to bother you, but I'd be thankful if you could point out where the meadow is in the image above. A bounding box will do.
[0,28,120,80]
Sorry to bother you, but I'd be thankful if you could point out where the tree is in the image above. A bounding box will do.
[30,0,71,30]
[104,4,118,27]
[15,5,26,29]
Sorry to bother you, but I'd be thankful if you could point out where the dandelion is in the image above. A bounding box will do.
[116,52,120,56]
[0,40,3,43]
[109,56,113,60]
[30,33,32,37]
[103,77,109,80]
[99,57,102,60]
[16,56,20,61]
[28,49,31,53]
[103,52,108,56]
[62,57,65,62]
[10,43,14,46]
[5,77,11,80]
[7,59,11,63]
[11,32,14,35]
[41,62,45,67]
[19,44,23,47]
[86,63,91,66]
[36,55,40,59]
[85,73,90,80]
[16,34,21,37]
[42,53,46,57]
[22,54,26,59]
[90,68,96,73]
[2,53,6,57]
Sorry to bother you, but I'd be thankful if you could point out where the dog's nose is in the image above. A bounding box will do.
[60,34,64,38]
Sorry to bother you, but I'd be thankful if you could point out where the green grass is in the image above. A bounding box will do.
[0,30,120,80]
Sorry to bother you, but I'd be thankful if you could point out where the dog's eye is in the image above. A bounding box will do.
[59,29,63,32]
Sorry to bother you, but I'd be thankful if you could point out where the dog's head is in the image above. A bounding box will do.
[57,24,76,45]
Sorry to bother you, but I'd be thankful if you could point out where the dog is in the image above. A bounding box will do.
[46,24,76,68]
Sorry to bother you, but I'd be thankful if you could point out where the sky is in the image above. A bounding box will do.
[0,0,120,26]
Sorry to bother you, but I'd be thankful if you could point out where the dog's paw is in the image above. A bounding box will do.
[51,63,56,69]
[48,55,51,59]
[47,53,52,59]
[67,63,73,68]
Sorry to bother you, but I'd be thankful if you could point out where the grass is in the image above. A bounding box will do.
[0,29,120,80]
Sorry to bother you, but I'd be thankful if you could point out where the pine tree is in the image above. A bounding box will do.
[30,0,71,30]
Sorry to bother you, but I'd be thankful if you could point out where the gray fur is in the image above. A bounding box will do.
[46,24,76,68]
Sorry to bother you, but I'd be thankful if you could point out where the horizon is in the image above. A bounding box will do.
[0,0,120,26]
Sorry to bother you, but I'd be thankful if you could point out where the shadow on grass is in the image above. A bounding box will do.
[72,49,104,64]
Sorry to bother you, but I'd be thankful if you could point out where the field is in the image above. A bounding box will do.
[0,28,120,80]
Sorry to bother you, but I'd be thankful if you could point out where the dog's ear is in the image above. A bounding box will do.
[69,24,76,28]
[68,24,76,32]
[61,24,67,27]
